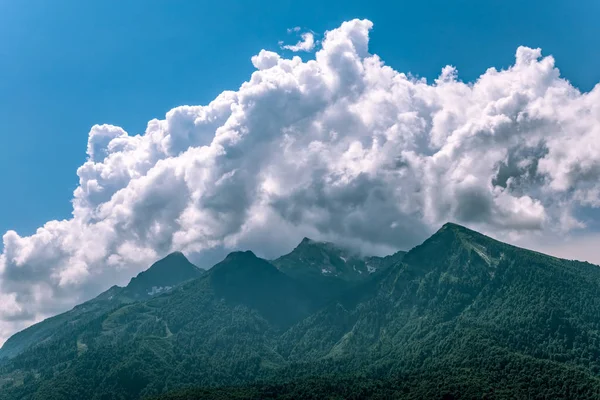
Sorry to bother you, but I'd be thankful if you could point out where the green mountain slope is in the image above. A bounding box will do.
[3,224,600,399]
[0,250,326,399]
[0,251,203,360]
[278,223,600,395]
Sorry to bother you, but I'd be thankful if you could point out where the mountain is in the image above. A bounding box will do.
[279,223,600,395]
[0,251,203,360]
[3,224,600,399]
[272,237,405,304]
[273,237,405,281]
[119,251,203,300]
[207,250,320,328]
[0,249,324,399]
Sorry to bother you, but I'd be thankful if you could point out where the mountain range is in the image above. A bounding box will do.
[2,223,600,399]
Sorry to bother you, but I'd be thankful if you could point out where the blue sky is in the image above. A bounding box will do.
[1,0,599,238]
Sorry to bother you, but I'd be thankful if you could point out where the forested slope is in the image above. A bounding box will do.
[3,223,600,399]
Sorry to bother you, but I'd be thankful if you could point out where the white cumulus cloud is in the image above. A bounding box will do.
[281,31,316,52]
[1,18,600,345]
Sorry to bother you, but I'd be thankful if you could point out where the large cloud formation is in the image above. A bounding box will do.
[1,19,600,344]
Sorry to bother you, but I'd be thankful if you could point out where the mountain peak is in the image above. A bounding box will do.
[274,237,403,282]
[402,222,505,271]
[223,250,258,262]
[434,221,475,234]
[210,251,287,298]
[165,250,185,257]
[295,236,332,249]
[441,221,463,229]
[441,221,474,231]
[143,251,195,274]
[300,237,313,244]
[123,251,203,298]
[212,251,271,276]
[435,222,495,243]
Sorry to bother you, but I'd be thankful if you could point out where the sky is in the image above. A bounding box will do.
[1,0,600,344]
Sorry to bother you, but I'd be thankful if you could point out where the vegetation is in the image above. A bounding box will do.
[0,251,203,360]
[3,223,600,399]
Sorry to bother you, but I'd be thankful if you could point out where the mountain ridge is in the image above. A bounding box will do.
[3,223,600,399]
[273,235,406,281]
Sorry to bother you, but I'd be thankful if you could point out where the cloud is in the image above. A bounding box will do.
[524,233,600,266]
[2,18,600,345]
[281,31,316,52]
